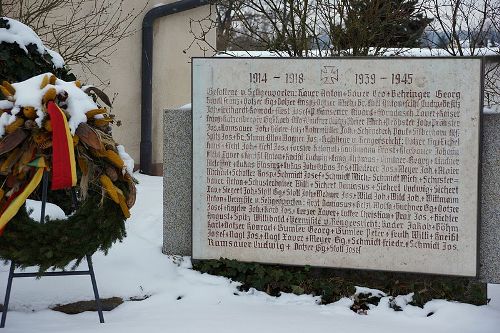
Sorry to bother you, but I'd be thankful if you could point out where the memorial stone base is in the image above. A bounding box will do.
[163,108,193,256]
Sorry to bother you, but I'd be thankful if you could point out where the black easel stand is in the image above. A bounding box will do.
[1,172,104,328]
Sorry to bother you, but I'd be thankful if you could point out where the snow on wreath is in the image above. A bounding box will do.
[0,17,137,273]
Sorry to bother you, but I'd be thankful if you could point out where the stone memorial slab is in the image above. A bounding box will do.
[191,58,482,277]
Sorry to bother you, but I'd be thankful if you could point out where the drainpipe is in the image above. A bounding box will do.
[141,0,209,175]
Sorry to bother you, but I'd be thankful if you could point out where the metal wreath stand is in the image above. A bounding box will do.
[1,171,105,328]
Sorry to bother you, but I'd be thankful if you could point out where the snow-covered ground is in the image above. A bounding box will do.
[1,174,499,333]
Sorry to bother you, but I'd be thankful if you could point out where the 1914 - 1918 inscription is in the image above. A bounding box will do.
[192,58,481,276]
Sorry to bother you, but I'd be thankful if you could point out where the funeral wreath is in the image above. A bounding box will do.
[0,17,136,272]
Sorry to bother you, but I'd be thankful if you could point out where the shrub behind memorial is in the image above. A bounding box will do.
[194,259,487,310]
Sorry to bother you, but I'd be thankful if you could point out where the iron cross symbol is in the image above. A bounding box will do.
[321,65,339,84]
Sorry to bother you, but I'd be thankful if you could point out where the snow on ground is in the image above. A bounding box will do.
[1,174,499,333]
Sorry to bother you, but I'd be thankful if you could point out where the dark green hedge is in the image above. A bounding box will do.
[194,259,487,309]
[0,18,75,86]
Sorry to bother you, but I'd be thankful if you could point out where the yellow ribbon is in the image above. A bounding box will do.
[0,157,46,231]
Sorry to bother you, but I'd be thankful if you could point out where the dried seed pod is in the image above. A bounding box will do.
[0,86,13,99]
[77,156,88,175]
[42,88,57,104]
[0,129,28,156]
[5,118,25,134]
[99,174,119,204]
[126,179,136,208]
[75,123,104,150]
[0,148,21,175]
[43,120,52,132]
[83,86,112,107]
[104,150,124,169]
[18,144,35,167]
[1,81,15,95]
[92,149,106,158]
[118,191,130,218]
[94,118,113,127]
[39,75,49,89]
[105,166,118,182]
[85,108,107,119]
[22,106,37,119]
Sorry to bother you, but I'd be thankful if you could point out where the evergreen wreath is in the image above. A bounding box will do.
[0,17,136,272]
[0,191,126,272]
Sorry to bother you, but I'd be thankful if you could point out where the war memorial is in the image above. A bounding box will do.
[164,57,500,287]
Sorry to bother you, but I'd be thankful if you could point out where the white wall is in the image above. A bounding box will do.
[72,0,214,174]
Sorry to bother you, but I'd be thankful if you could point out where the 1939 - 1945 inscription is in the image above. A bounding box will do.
[192,58,481,277]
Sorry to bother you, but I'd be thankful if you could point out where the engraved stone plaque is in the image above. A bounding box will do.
[192,58,481,276]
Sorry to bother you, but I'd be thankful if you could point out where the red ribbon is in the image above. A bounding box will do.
[47,101,76,190]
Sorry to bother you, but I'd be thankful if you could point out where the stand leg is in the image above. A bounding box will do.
[70,189,79,211]
[1,184,105,327]
[86,255,104,323]
[40,172,49,224]
[1,262,15,328]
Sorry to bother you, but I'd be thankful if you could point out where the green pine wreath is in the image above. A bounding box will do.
[0,188,126,272]
[0,17,136,273]
[0,83,136,273]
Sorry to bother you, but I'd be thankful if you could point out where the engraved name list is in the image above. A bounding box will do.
[192,58,481,276]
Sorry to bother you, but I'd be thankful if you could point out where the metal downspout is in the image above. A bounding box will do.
[141,0,208,174]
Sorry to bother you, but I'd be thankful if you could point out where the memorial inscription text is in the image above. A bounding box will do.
[192,58,480,276]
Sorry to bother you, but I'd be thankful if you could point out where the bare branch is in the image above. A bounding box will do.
[188,0,432,58]
[2,0,147,75]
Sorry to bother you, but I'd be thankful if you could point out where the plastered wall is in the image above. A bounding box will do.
[70,0,214,174]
